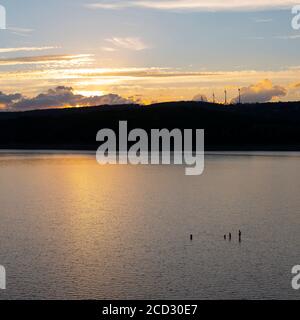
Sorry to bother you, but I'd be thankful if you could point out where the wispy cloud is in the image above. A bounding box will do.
[248,34,300,40]
[274,35,300,40]
[86,0,298,11]
[101,47,117,52]
[42,67,215,79]
[105,37,149,51]
[247,36,265,40]
[0,54,94,66]
[0,46,58,54]
[7,27,34,37]
[253,18,273,23]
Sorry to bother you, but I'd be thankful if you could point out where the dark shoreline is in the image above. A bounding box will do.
[1,101,300,151]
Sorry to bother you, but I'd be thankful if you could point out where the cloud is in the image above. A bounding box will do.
[193,93,208,102]
[274,35,300,40]
[248,34,300,40]
[253,18,273,23]
[8,27,34,33]
[4,86,132,111]
[105,37,149,51]
[86,0,298,11]
[50,67,214,78]
[7,27,34,37]
[0,54,94,66]
[0,46,57,54]
[2,67,300,104]
[0,92,23,109]
[247,36,265,40]
[231,79,287,103]
[101,47,117,52]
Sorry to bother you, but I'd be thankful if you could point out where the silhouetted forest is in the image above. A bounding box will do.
[1,101,300,150]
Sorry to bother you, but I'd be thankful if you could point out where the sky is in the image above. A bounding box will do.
[0,0,300,110]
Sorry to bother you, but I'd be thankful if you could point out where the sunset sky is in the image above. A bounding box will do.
[1,0,300,109]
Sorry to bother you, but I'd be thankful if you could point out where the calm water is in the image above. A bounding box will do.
[0,151,299,300]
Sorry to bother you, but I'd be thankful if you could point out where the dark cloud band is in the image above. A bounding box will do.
[0,86,132,111]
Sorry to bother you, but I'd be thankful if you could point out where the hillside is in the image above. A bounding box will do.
[1,101,300,150]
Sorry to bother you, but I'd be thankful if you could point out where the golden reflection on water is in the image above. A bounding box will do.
[0,152,300,299]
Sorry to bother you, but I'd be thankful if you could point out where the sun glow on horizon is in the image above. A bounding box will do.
[73,90,106,97]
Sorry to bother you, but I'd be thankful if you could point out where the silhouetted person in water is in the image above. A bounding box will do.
[229,233,232,241]
[190,234,193,241]
[224,234,226,240]
[239,230,242,242]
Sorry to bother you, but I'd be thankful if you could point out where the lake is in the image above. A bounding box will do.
[0,151,299,299]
